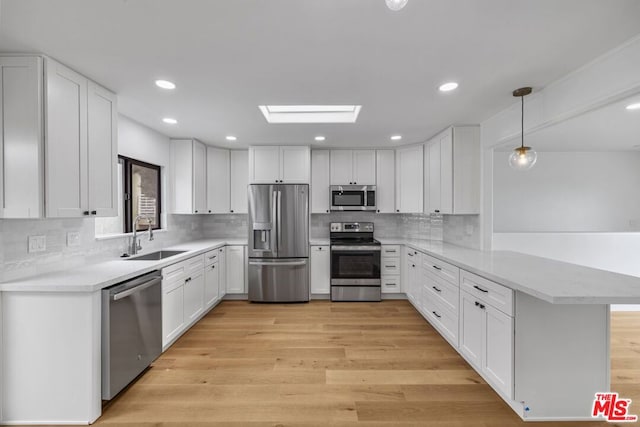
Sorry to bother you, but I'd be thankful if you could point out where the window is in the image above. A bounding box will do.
[122,156,161,232]
[94,156,162,236]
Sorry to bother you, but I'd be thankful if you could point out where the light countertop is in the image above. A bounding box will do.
[0,239,247,293]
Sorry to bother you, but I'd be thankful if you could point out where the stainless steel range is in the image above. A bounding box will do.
[330,222,381,302]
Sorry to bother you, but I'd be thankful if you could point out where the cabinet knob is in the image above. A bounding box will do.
[377,209,380,213]
[435,209,440,213]
[91,210,97,215]
[83,211,90,216]
[230,210,234,213]
[318,247,322,250]
[208,210,211,213]
[354,182,357,185]
[396,209,399,212]
[195,210,198,213]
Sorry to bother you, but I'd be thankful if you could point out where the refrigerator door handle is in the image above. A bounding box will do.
[277,190,282,252]
[272,189,278,253]
[249,259,308,266]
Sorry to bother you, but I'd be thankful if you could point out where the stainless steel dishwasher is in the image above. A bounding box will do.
[102,270,162,400]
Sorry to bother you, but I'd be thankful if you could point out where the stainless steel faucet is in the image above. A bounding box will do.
[130,215,154,255]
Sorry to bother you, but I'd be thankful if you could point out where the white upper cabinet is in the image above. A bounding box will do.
[206,147,230,214]
[395,145,423,213]
[311,150,330,213]
[249,145,310,184]
[330,149,376,185]
[1,56,117,219]
[230,150,248,213]
[0,56,44,218]
[425,126,480,214]
[375,150,395,213]
[45,59,88,218]
[170,139,207,214]
[87,81,118,217]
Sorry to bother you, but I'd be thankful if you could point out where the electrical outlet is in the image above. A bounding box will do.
[28,235,46,253]
[67,231,80,247]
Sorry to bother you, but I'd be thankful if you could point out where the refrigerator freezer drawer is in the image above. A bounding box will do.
[248,258,310,302]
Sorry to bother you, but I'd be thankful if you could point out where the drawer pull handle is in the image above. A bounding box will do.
[473,285,488,293]
[407,253,414,257]
[432,311,442,319]
[385,265,396,268]
[475,301,486,309]
[432,265,442,271]
[432,286,441,293]
[209,255,217,260]
[386,250,396,253]
[186,277,192,283]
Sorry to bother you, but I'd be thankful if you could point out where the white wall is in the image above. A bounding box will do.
[493,151,640,232]
[117,114,170,167]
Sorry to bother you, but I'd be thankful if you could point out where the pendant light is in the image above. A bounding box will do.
[509,87,537,171]
[386,0,408,11]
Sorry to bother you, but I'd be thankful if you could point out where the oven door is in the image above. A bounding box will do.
[330,246,381,285]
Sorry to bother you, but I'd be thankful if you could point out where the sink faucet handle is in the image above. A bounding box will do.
[136,238,142,251]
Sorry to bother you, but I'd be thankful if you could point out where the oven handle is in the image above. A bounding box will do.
[249,259,308,266]
[331,246,381,251]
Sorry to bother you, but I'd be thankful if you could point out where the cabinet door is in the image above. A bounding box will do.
[249,146,280,183]
[311,150,330,213]
[395,146,423,213]
[459,291,483,369]
[310,246,330,294]
[230,150,248,213]
[206,147,230,213]
[204,263,220,308]
[280,146,310,183]
[0,56,43,218]
[375,150,395,213]
[87,82,117,217]
[330,150,353,184]
[192,140,207,214]
[184,270,204,324]
[171,139,194,214]
[439,130,453,214]
[226,245,246,293]
[218,247,227,298]
[45,59,88,217]
[162,281,184,347]
[352,150,376,185]
[484,305,514,398]
[427,142,441,213]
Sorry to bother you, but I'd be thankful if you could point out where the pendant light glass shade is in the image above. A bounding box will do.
[386,0,408,11]
[509,146,537,170]
[509,87,537,171]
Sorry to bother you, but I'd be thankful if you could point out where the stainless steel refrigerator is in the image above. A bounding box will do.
[248,184,309,302]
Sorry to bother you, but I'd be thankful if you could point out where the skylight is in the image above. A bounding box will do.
[258,105,362,123]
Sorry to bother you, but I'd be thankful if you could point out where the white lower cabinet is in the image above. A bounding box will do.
[183,269,204,323]
[311,245,330,294]
[226,245,246,294]
[381,245,402,293]
[218,247,227,298]
[204,262,220,307]
[404,247,422,303]
[459,287,514,399]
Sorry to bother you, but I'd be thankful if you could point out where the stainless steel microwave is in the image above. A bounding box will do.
[330,185,376,211]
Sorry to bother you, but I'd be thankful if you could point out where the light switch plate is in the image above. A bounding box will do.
[28,235,46,253]
[67,231,80,247]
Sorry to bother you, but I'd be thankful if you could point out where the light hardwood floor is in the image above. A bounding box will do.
[96,301,640,426]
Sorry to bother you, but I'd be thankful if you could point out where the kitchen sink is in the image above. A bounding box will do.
[125,250,187,261]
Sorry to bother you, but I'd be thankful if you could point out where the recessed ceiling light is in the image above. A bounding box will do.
[258,105,362,124]
[155,80,176,90]
[390,135,402,141]
[626,103,640,111]
[439,82,459,92]
[226,135,237,141]
[314,136,326,142]
[162,118,177,124]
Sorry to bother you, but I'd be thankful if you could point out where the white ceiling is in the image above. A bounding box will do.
[496,92,640,152]
[2,0,640,148]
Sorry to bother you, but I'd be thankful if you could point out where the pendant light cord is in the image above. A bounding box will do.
[521,95,524,149]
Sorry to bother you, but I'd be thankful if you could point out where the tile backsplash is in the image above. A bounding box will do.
[0,214,202,282]
[0,212,480,282]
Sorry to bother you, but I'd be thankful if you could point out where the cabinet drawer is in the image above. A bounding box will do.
[423,271,458,312]
[204,249,220,266]
[461,270,513,316]
[382,245,401,257]
[422,290,458,346]
[381,276,402,293]
[382,258,401,275]
[185,254,205,276]
[422,253,459,286]
[162,259,189,282]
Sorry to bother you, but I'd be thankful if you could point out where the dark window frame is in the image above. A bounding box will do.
[119,155,162,233]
